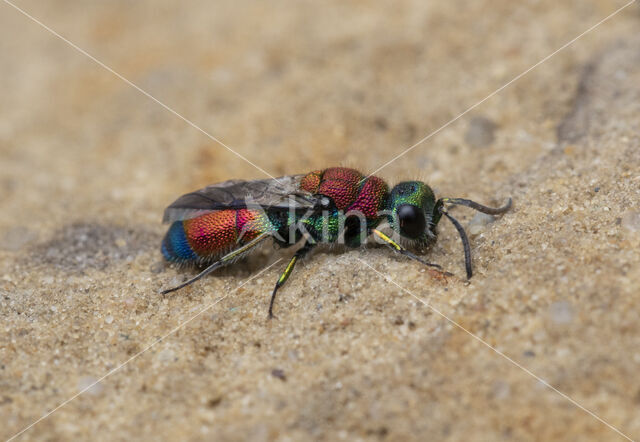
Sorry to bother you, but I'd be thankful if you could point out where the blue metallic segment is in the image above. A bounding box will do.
[162,221,198,262]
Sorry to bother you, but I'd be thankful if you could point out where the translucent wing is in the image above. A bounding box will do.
[163,174,318,223]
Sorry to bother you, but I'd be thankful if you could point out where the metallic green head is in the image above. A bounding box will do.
[386,181,442,245]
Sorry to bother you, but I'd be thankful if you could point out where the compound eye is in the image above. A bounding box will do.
[397,204,425,239]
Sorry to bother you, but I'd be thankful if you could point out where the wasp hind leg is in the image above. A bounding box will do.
[269,241,315,319]
[161,233,271,295]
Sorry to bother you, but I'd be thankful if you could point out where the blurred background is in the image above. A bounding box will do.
[1,1,639,440]
[3,0,636,229]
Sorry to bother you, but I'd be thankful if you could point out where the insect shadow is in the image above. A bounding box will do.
[30,222,159,272]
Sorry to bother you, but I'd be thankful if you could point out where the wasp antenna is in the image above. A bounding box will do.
[439,208,473,279]
[442,197,512,215]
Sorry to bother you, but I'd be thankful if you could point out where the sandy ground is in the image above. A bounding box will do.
[1,1,640,440]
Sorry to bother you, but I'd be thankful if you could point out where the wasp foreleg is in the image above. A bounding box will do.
[371,229,452,281]
[371,229,441,268]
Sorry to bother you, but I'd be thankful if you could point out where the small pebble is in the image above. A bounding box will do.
[468,212,496,236]
[465,116,497,148]
[621,210,640,232]
[150,262,165,274]
[77,376,103,395]
[207,396,223,408]
[157,348,176,363]
[271,369,286,381]
[492,380,511,400]
[549,300,574,324]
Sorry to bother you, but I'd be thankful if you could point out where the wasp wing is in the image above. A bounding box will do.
[162,174,318,223]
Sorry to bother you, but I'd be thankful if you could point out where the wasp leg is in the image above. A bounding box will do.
[161,233,271,295]
[371,229,445,270]
[269,241,315,318]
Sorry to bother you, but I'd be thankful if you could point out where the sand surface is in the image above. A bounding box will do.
[1,1,640,440]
